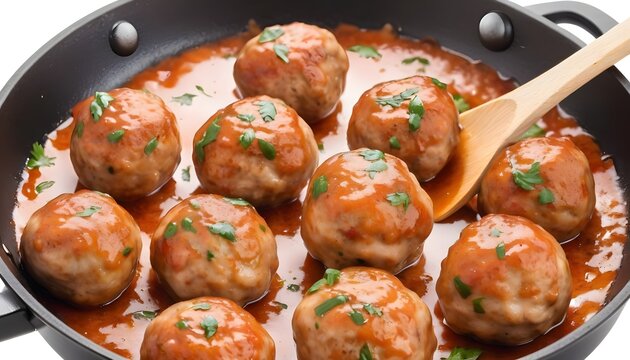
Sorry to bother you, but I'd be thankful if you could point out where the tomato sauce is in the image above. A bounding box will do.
[12,24,627,359]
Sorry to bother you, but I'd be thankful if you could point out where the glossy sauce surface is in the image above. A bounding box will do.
[12,24,628,359]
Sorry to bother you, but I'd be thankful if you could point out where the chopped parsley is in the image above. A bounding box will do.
[386,192,410,211]
[75,121,84,138]
[258,139,276,160]
[317,142,324,151]
[402,56,429,65]
[539,187,555,204]
[122,246,132,257]
[144,137,158,155]
[363,303,383,317]
[490,228,502,237]
[239,128,255,149]
[132,310,157,320]
[35,180,54,194]
[172,93,196,106]
[348,45,381,59]
[375,88,419,107]
[359,344,373,360]
[496,241,506,260]
[164,222,178,239]
[389,136,401,149]
[200,316,218,338]
[349,309,367,325]
[181,217,196,233]
[314,295,349,317]
[453,276,472,298]
[446,347,482,360]
[360,149,384,161]
[258,27,285,43]
[520,124,545,139]
[432,77,447,89]
[308,268,341,293]
[175,320,189,329]
[90,92,114,121]
[208,222,236,242]
[223,197,251,206]
[408,95,425,131]
[107,129,125,143]
[273,301,288,309]
[256,101,277,122]
[191,303,211,311]
[181,166,191,182]
[189,200,201,210]
[207,250,215,261]
[312,175,328,199]
[195,85,212,97]
[512,161,543,191]
[472,298,485,314]
[237,113,255,123]
[195,118,221,161]
[453,94,470,113]
[26,142,56,169]
[273,43,290,63]
[365,160,388,179]
[75,205,101,217]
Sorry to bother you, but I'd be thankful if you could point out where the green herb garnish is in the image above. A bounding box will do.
[200,316,218,338]
[453,94,470,113]
[318,143,324,151]
[472,298,485,314]
[107,129,125,143]
[273,43,290,63]
[182,166,191,182]
[314,295,349,317]
[496,241,506,260]
[520,124,545,139]
[75,121,84,138]
[273,301,288,309]
[408,95,425,131]
[237,113,255,123]
[164,222,178,239]
[363,303,383,317]
[402,56,429,65]
[256,101,277,122]
[539,187,555,204]
[389,136,401,149]
[308,268,341,293]
[181,217,196,233]
[175,320,189,329]
[189,200,201,210]
[349,309,367,325]
[446,347,482,360]
[259,27,285,43]
[35,181,55,194]
[491,228,502,237]
[366,160,388,179]
[375,88,419,107]
[239,128,255,149]
[359,344,373,360]
[144,137,158,155]
[122,246,132,257]
[454,276,472,298]
[191,303,211,311]
[512,161,543,191]
[196,85,212,97]
[90,92,114,121]
[348,45,381,59]
[431,77,447,89]
[75,206,101,217]
[258,139,276,160]
[208,222,236,242]
[312,175,328,199]
[132,310,157,320]
[207,250,215,261]
[172,93,196,106]
[26,142,56,169]
[224,197,250,206]
[386,192,410,211]
[360,149,384,161]
[195,118,221,161]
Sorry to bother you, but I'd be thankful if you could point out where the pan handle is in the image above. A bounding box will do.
[0,281,34,341]
[526,1,618,37]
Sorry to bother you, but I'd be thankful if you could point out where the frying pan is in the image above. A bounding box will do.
[0,0,628,359]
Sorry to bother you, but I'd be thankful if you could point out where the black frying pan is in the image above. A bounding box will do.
[0,0,628,358]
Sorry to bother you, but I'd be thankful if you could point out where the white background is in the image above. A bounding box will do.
[0,0,628,359]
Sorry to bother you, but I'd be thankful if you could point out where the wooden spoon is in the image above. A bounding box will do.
[429,18,630,221]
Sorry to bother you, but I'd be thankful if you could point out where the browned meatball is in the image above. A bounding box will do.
[347,75,460,181]
[70,88,181,200]
[478,136,595,241]
[292,267,436,360]
[301,149,433,274]
[233,22,349,122]
[436,214,572,345]
[20,190,141,307]
[150,194,278,305]
[192,96,318,207]
[140,297,275,360]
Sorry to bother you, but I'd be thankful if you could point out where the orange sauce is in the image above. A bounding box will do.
[11,24,627,359]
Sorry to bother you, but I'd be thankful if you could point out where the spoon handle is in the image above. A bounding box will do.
[504,17,630,141]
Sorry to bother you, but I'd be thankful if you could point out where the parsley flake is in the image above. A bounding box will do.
[258,139,276,160]
[273,301,288,309]
[256,101,277,122]
[107,129,125,143]
[195,85,212,97]
[389,136,401,149]
[181,217,196,233]
[539,187,555,204]
[349,309,367,325]
[453,94,470,113]
[35,181,55,194]
[366,160,388,179]
[200,316,218,338]
[315,295,349,317]
[446,347,482,360]
[75,206,101,217]
[520,124,545,139]
[172,93,196,106]
[375,88,419,107]
[308,268,341,293]
[363,304,383,317]
[259,27,285,43]
[144,137,158,155]
[224,197,251,206]
[122,246,132,257]
[287,284,300,292]
[312,176,328,199]
[473,298,485,314]
[239,128,255,149]
[386,192,410,211]
[75,121,84,138]
[26,142,56,169]
[195,118,221,161]
[512,161,543,191]
[175,320,189,329]
[132,310,157,320]
[360,149,384,161]
[348,45,382,59]
[496,241,506,260]
[207,250,215,261]
[431,77,447,89]
[191,303,211,311]
[490,228,502,237]
[181,166,191,182]
[359,344,373,360]
[273,43,290,63]
[208,222,236,242]
[454,276,472,298]
[408,95,425,131]
[237,114,255,123]
[90,92,114,121]
[402,56,429,65]
[164,222,178,239]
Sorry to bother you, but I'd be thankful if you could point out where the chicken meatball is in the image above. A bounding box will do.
[20,190,141,307]
[347,75,460,181]
[151,194,278,305]
[192,96,318,207]
[301,149,433,274]
[436,214,572,345]
[70,88,181,200]
[293,267,436,360]
[140,297,275,360]
[234,22,349,122]
[478,136,595,241]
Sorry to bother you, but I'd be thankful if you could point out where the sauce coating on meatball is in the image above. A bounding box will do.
[292,267,436,360]
[70,88,181,200]
[478,136,595,241]
[150,194,279,305]
[436,214,572,345]
[20,190,141,307]
[192,96,318,207]
[301,148,433,274]
[234,22,349,122]
[140,297,275,360]
[347,75,460,181]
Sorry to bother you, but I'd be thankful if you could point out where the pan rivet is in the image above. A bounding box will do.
[479,12,514,51]
[109,21,139,57]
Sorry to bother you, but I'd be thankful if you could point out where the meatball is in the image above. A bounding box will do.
[301,149,433,274]
[292,267,436,360]
[70,88,181,200]
[192,96,318,207]
[140,297,275,360]
[234,22,349,122]
[20,190,141,307]
[436,214,572,345]
[478,136,595,241]
[150,194,278,305]
[347,75,460,181]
